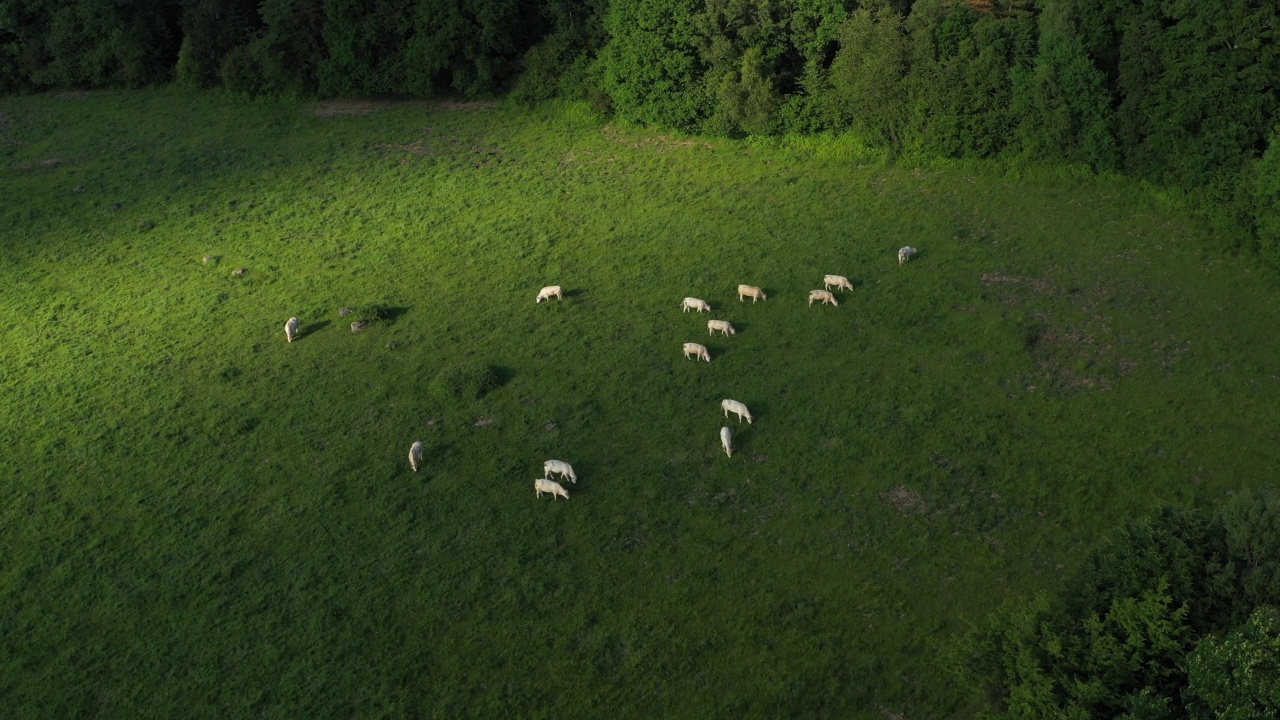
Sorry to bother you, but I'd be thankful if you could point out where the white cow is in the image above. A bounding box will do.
[284,316,300,343]
[681,297,711,313]
[535,478,569,500]
[898,246,917,265]
[707,319,736,336]
[720,426,733,457]
[738,284,767,303]
[683,342,711,362]
[808,289,839,307]
[722,399,753,424]
[824,274,854,292]
[536,285,564,303]
[544,459,577,484]
[408,440,424,472]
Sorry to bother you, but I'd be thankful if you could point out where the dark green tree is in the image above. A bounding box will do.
[404,0,544,97]
[1012,0,1116,168]
[828,2,911,149]
[903,0,1034,157]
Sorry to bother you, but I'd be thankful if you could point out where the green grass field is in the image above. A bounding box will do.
[3,89,1279,718]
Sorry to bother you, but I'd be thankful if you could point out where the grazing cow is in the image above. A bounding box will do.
[708,319,736,336]
[898,246,917,265]
[409,440,424,472]
[544,459,577,484]
[681,297,711,313]
[284,317,300,343]
[683,342,711,362]
[824,274,854,292]
[808,289,839,307]
[720,426,733,457]
[535,478,569,500]
[722,399,753,424]
[738,285,767,303]
[537,285,564,303]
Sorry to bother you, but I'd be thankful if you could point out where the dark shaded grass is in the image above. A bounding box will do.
[2,90,1279,718]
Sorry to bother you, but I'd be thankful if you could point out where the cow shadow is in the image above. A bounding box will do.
[302,320,331,337]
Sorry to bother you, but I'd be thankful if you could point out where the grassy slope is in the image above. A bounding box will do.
[2,90,1278,718]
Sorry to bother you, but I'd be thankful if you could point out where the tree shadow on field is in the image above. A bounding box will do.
[303,320,331,337]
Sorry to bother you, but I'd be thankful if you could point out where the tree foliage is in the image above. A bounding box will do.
[1185,606,1280,720]
[952,494,1280,719]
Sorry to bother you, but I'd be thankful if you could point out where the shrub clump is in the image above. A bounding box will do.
[349,303,387,323]
[432,363,500,402]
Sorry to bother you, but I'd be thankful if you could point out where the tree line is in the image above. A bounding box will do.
[0,0,1277,261]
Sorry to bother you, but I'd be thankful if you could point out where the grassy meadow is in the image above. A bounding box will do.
[2,90,1279,718]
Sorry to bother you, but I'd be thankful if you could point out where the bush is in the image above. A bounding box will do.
[598,0,706,129]
[432,363,501,402]
[220,42,266,96]
[510,29,578,107]
[349,303,388,323]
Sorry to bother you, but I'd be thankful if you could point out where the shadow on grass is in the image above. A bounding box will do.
[492,365,517,389]
[383,306,411,323]
[303,320,331,337]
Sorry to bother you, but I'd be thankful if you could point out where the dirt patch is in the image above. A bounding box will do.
[312,98,422,117]
[376,126,503,160]
[12,157,67,170]
[980,272,1053,296]
[436,99,499,111]
[879,485,927,515]
[603,125,714,153]
[312,97,496,117]
[982,270,1139,392]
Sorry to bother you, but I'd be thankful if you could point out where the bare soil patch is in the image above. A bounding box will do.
[879,485,927,515]
[436,99,499,112]
[603,125,714,153]
[12,157,68,170]
[376,126,503,161]
[982,270,1138,391]
[312,97,496,117]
